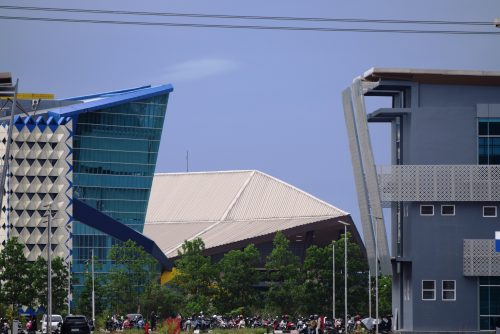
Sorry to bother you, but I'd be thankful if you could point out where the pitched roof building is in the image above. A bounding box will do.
[144,170,364,262]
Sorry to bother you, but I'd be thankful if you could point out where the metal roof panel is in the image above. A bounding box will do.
[145,171,350,257]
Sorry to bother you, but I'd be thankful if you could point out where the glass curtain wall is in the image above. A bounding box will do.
[479,277,500,331]
[71,94,169,293]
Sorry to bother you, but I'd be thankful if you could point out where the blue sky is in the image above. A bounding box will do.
[2,0,500,245]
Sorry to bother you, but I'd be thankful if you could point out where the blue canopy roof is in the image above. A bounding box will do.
[48,84,174,118]
[73,198,173,270]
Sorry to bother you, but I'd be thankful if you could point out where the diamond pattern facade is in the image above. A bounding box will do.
[0,115,73,262]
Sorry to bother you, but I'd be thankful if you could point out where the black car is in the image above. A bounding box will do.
[61,316,90,334]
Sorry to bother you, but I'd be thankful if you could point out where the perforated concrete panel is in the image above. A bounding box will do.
[463,239,500,276]
[378,165,500,205]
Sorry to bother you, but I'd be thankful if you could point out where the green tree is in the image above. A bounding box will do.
[300,244,333,315]
[377,275,392,316]
[31,256,70,315]
[265,231,301,315]
[0,237,31,315]
[172,238,216,314]
[106,240,158,314]
[141,281,183,319]
[215,244,261,314]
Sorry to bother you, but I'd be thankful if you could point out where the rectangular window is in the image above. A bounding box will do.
[442,280,456,301]
[483,206,497,217]
[420,205,434,216]
[441,205,455,216]
[422,280,436,300]
[478,118,500,165]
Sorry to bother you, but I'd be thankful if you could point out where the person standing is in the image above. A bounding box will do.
[150,312,156,331]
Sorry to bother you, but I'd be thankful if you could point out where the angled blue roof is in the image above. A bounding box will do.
[74,198,173,270]
[48,84,173,118]
[62,85,153,101]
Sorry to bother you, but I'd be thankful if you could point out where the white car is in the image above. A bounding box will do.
[41,314,63,334]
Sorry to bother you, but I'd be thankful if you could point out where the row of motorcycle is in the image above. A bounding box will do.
[182,314,393,333]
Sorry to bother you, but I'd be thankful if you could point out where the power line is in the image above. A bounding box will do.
[1,15,499,35]
[0,5,494,26]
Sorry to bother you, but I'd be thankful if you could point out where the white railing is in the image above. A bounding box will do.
[377,165,500,203]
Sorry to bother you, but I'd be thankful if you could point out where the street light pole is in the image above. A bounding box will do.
[332,242,335,320]
[68,262,71,315]
[370,215,382,334]
[47,207,52,334]
[91,248,95,326]
[369,270,372,319]
[339,220,350,330]
[375,218,379,334]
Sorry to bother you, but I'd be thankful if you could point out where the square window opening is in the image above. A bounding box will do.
[420,205,434,216]
[422,280,436,301]
[442,280,456,301]
[441,205,455,216]
[483,206,497,218]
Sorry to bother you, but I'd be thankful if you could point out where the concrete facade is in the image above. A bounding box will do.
[343,68,500,333]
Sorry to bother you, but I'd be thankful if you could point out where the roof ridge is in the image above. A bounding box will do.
[219,170,255,222]
[253,170,349,215]
[161,171,255,255]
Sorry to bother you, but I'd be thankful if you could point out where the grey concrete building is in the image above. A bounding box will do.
[343,68,500,333]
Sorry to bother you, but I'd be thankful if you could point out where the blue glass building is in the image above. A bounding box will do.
[69,93,170,289]
[61,87,172,295]
[0,85,173,293]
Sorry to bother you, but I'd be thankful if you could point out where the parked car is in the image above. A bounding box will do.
[41,315,63,334]
[61,316,90,334]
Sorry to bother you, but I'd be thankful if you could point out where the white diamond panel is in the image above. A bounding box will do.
[378,165,500,205]
[0,117,73,262]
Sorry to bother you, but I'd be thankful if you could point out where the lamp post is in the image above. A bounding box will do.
[91,248,95,327]
[68,262,71,315]
[376,221,379,334]
[43,205,53,334]
[369,270,372,319]
[338,220,350,330]
[370,215,383,334]
[332,242,335,321]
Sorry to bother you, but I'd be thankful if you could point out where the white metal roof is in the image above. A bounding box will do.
[144,170,348,258]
